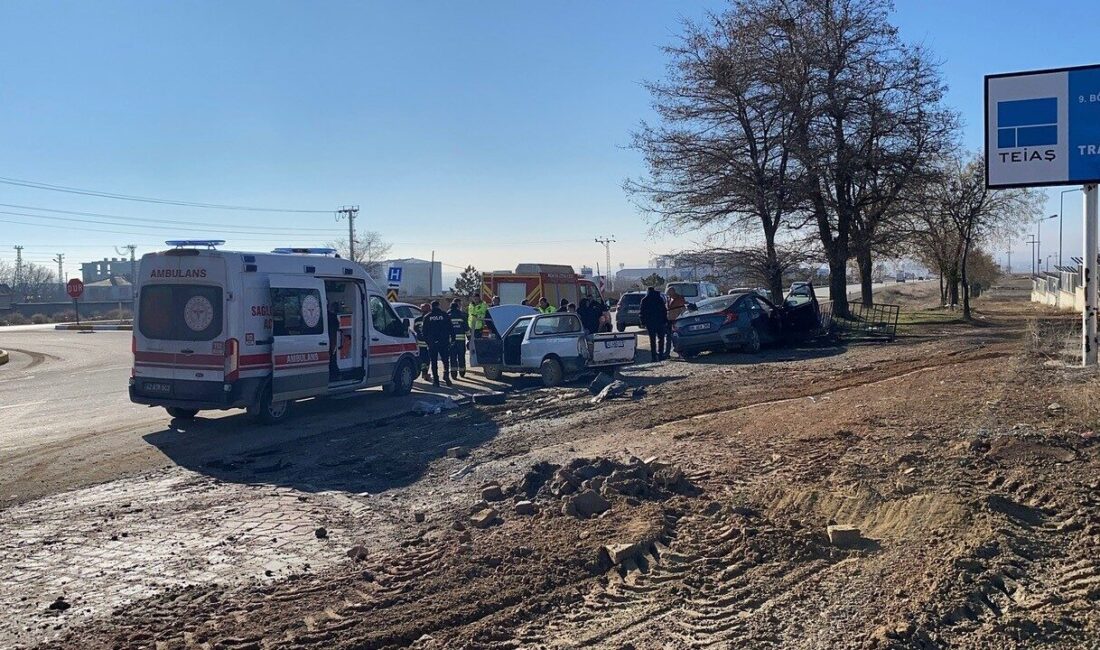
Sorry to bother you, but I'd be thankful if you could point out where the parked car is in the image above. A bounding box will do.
[666,281,721,301]
[727,287,773,302]
[614,291,645,331]
[469,305,637,387]
[670,284,822,359]
[391,302,422,321]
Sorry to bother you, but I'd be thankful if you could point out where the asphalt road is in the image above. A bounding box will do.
[0,329,511,507]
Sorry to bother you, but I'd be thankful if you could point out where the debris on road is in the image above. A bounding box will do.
[446,446,469,459]
[826,524,861,547]
[314,527,328,540]
[591,380,629,404]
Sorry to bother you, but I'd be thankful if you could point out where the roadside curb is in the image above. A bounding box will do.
[0,350,8,366]
[54,324,133,331]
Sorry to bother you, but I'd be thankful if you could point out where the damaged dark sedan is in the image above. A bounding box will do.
[670,283,823,359]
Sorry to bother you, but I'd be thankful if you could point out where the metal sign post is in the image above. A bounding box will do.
[66,278,84,326]
[1086,184,1099,365]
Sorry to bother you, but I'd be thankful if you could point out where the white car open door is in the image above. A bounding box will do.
[269,274,331,402]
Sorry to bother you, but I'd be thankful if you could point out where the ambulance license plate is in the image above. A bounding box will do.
[143,381,171,395]
[603,340,625,348]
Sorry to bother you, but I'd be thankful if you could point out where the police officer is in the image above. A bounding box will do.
[422,300,454,387]
[468,294,488,338]
[537,297,555,314]
[413,303,431,381]
[447,299,468,378]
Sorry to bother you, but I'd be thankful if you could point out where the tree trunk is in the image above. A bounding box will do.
[857,248,874,307]
[938,273,945,305]
[947,275,959,307]
[815,191,850,318]
[960,241,972,320]
[764,236,784,305]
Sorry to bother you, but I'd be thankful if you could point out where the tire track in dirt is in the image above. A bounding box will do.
[653,349,1012,432]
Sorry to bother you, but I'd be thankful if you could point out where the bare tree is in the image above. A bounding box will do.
[924,154,1041,319]
[761,0,957,315]
[675,238,818,293]
[6,263,57,302]
[627,5,808,301]
[328,231,392,276]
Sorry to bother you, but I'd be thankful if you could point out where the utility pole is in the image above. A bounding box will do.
[53,253,64,290]
[13,245,23,296]
[1025,236,1038,275]
[1006,249,1011,274]
[594,236,615,292]
[336,205,360,262]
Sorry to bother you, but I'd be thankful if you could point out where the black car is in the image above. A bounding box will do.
[614,292,645,331]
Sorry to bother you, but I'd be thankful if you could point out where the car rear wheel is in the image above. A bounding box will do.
[540,358,564,387]
[248,387,291,425]
[384,359,416,396]
[679,349,698,360]
[743,328,761,354]
[483,364,503,381]
[616,323,625,332]
[165,407,197,420]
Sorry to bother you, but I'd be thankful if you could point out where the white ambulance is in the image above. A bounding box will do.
[130,241,420,423]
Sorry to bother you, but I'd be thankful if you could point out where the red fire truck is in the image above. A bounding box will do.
[482,264,604,307]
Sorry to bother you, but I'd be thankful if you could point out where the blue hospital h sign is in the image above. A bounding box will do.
[387,267,402,283]
[986,64,1100,188]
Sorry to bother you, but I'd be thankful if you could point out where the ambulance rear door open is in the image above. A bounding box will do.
[269,274,331,402]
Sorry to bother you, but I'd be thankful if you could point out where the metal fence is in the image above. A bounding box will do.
[818,300,900,342]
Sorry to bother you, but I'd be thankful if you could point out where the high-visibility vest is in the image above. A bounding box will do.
[538,305,556,314]
[468,302,488,331]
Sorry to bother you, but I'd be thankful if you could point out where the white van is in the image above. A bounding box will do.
[130,241,419,423]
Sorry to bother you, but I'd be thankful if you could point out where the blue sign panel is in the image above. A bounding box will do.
[387,267,402,283]
[986,64,1100,188]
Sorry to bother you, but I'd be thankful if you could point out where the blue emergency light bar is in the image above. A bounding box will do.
[166,239,225,248]
[271,247,338,255]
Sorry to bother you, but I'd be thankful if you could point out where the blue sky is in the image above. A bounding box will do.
[0,0,1094,281]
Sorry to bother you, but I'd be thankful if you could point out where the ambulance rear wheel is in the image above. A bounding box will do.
[166,407,198,420]
[483,364,503,381]
[386,359,416,396]
[249,388,291,425]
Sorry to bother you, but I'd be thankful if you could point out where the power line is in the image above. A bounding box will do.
[0,217,329,242]
[0,210,342,237]
[0,176,333,213]
[0,203,344,233]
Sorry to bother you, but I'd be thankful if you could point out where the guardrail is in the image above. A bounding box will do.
[819,301,900,342]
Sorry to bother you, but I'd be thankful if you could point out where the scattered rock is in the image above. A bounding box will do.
[314,527,328,540]
[826,524,861,547]
[473,391,507,405]
[569,489,611,518]
[600,543,639,565]
[1047,402,1065,416]
[470,508,499,529]
[346,545,369,561]
[47,597,70,612]
[447,446,469,459]
[414,511,426,523]
[451,520,467,532]
[481,484,504,502]
[514,500,537,516]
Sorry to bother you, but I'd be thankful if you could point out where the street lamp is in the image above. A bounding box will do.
[1059,188,1084,270]
[1037,213,1057,274]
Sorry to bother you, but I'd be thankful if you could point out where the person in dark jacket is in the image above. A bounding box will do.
[422,300,454,387]
[327,301,341,380]
[447,299,468,378]
[413,303,431,381]
[577,298,599,334]
[557,298,569,313]
[639,286,667,362]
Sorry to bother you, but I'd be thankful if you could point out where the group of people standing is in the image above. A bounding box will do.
[639,285,686,362]
[410,292,614,386]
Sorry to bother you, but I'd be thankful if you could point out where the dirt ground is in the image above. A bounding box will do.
[12,278,1100,649]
